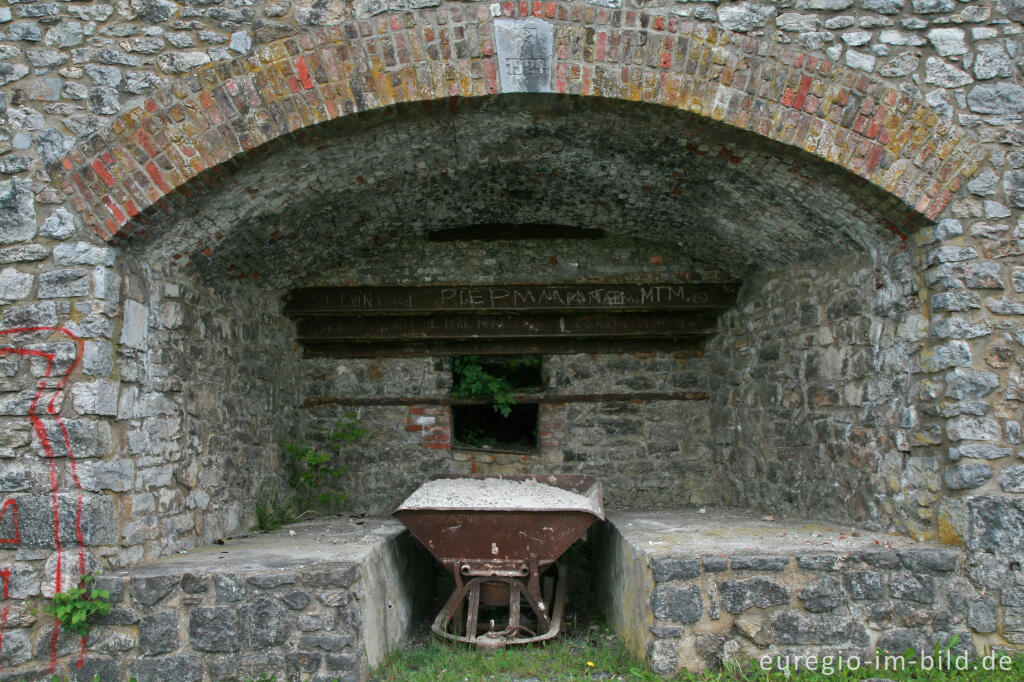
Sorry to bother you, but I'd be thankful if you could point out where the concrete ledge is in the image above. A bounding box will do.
[0,518,432,682]
[594,510,982,675]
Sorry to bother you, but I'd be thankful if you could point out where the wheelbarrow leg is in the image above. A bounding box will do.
[465,581,481,642]
[508,580,521,635]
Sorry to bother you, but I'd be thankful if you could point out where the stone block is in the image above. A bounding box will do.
[772,610,868,645]
[1002,465,1024,493]
[83,340,114,377]
[248,572,297,589]
[121,299,150,350]
[189,606,239,651]
[206,653,284,681]
[650,555,701,582]
[898,549,958,572]
[299,633,355,651]
[718,3,776,32]
[240,595,291,647]
[944,463,993,490]
[946,417,1000,442]
[70,381,119,416]
[944,369,999,399]
[845,570,884,600]
[33,624,81,659]
[0,268,31,303]
[76,459,135,492]
[286,652,321,673]
[180,573,208,594]
[139,609,179,655]
[890,572,935,604]
[719,577,790,613]
[2,301,57,328]
[131,654,202,682]
[325,652,360,671]
[0,628,30,667]
[0,179,36,244]
[10,493,117,547]
[966,496,1024,552]
[948,444,1011,461]
[647,639,679,675]
[97,607,140,626]
[283,589,311,609]
[730,554,789,570]
[968,83,1024,115]
[493,18,554,93]
[317,590,350,607]
[38,209,76,241]
[68,657,121,682]
[650,625,684,638]
[797,554,841,571]
[37,268,90,298]
[298,613,335,631]
[130,574,180,606]
[214,573,246,603]
[967,596,997,633]
[299,563,359,588]
[799,576,847,612]
[651,584,702,623]
[86,628,136,654]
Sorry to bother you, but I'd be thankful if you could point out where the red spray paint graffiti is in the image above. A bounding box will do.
[0,567,10,665]
[0,500,18,545]
[0,327,86,672]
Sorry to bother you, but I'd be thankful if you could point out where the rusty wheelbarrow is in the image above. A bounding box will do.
[394,473,604,649]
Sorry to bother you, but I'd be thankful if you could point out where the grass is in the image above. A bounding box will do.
[371,620,1024,682]
[20,622,1024,682]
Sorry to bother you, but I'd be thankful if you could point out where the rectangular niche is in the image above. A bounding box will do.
[452,403,540,453]
[451,354,542,454]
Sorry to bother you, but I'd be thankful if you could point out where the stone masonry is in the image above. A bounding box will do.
[595,511,983,675]
[1,517,432,682]
[2,0,1024,675]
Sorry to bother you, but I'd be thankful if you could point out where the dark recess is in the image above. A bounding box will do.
[453,403,540,453]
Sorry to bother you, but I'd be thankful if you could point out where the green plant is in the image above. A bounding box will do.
[43,573,111,638]
[458,425,497,448]
[370,615,1024,682]
[452,355,539,417]
[283,413,367,513]
[252,498,294,531]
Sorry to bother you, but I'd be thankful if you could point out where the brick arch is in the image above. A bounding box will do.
[52,3,984,243]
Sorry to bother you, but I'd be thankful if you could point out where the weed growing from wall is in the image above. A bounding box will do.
[256,413,369,528]
[42,574,111,638]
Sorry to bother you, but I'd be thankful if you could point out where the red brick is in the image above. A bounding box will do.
[102,196,127,225]
[92,159,116,187]
[145,161,172,193]
[294,56,314,89]
[792,75,811,110]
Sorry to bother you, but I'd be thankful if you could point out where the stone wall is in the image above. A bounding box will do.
[0,253,304,678]
[0,518,432,682]
[595,511,985,675]
[299,351,715,514]
[708,253,922,535]
[3,0,1024,673]
[115,258,302,562]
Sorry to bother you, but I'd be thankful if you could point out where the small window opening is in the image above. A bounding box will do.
[451,355,542,453]
[453,403,539,452]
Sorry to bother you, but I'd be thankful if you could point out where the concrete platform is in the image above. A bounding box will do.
[3,518,433,682]
[593,510,981,675]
